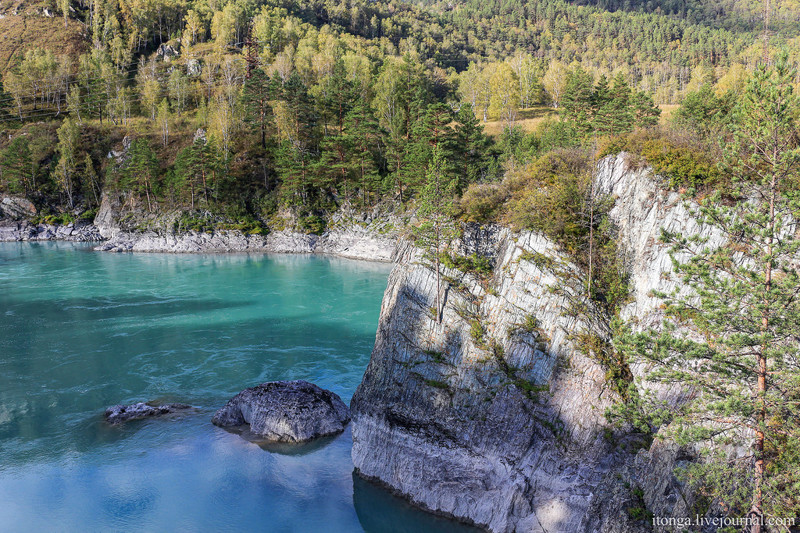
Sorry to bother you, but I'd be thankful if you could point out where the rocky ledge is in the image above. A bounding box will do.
[91,193,402,261]
[1,192,403,261]
[104,402,193,424]
[212,380,351,443]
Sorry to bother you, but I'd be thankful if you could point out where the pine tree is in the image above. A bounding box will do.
[630,89,660,129]
[413,144,459,323]
[316,127,356,202]
[674,84,729,137]
[589,74,613,135]
[407,102,455,192]
[562,68,594,134]
[241,68,277,150]
[345,101,383,207]
[121,138,159,212]
[604,73,634,136]
[615,53,800,530]
[316,61,357,136]
[275,74,319,205]
[453,103,491,191]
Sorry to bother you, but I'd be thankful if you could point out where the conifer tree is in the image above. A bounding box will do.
[345,101,383,207]
[414,144,458,323]
[242,69,277,150]
[453,103,491,191]
[589,75,613,135]
[407,102,455,192]
[121,138,159,212]
[316,126,355,201]
[276,74,319,205]
[630,89,660,129]
[562,68,594,134]
[605,74,634,135]
[0,137,36,194]
[316,61,357,136]
[615,53,800,530]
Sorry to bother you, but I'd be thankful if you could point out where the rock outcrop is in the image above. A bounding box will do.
[104,402,193,424]
[351,153,713,532]
[212,380,350,443]
[94,227,400,261]
[0,197,36,219]
[352,225,618,532]
[2,191,403,261]
[0,219,103,242]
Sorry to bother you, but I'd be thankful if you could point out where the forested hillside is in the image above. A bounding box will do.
[0,0,796,231]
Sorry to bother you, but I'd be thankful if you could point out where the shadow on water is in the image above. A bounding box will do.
[353,472,485,533]
[215,424,342,456]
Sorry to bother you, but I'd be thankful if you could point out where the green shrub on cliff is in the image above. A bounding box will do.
[598,128,723,191]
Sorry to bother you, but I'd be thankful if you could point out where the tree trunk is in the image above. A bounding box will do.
[751,174,777,533]
[435,224,441,323]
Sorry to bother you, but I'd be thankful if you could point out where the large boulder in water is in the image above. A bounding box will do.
[212,380,350,443]
[104,402,192,424]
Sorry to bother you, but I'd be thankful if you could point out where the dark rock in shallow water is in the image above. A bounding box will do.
[104,402,192,424]
[212,380,350,443]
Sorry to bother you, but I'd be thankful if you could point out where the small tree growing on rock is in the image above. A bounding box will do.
[414,144,458,323]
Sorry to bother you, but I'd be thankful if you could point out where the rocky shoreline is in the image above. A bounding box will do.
[0,212,402,263]
[93,226,401,262]
[0,219,104,242]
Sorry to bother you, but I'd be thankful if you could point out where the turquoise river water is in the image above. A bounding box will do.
[0,242,478,533]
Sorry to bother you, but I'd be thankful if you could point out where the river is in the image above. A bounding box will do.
[0,242,477,532]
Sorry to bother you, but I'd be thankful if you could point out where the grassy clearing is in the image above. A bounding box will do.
[482,104,678,136]
[482,106,559,136]
[658,104,679,124]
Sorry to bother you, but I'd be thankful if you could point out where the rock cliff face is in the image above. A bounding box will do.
[351,153,711,532]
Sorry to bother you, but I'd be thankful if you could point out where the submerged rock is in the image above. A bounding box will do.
[212,380,350,443]
[104,402,192,424]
